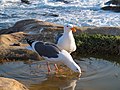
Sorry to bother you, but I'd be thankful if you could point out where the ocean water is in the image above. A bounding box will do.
[0,0,120,29]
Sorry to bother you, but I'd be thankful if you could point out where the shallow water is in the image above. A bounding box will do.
[0,0,120,29]
[0,56,120,90]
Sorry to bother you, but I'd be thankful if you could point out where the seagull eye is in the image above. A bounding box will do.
[76,68,78,71]
[66,26,68,27]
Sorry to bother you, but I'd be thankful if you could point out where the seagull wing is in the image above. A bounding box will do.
[34,42,61,58]
[55,33,63,44]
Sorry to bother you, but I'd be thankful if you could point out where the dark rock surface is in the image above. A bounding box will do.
[101,6,120,12]
[105,0,120,5]
[21,0,30,4]
[101,0,120,12]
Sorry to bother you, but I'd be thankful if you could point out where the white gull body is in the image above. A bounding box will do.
[57,24,77,53]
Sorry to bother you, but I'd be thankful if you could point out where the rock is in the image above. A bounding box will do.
[75,33,120,56]
[0,19,120,60]
[83,27,120,35]
[104,0,120,5]
[0,19,63,35]
[0,19,65,60]
[21,0,30,4]
[101,6,120,12]
[54,0,70,4]
[104,1,113,5]
[102,0,120,12]
[0,32,40,60]
[0,77,28,90]
[110,0,120,5]
[42,13,59,17]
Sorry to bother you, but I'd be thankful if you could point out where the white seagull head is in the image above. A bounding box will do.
[68,60,81,73]
[64,24,76,32]
[60,50,81,73]
[73,64,81,73]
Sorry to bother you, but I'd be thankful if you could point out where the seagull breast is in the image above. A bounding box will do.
[57,31,76,53]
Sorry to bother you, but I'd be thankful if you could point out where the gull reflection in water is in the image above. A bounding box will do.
[30,73,81,90]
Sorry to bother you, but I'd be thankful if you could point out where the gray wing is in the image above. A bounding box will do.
[34,42,61,58]
[55,33,63,44]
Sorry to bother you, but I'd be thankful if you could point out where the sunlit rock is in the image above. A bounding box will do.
[0,77,29,90]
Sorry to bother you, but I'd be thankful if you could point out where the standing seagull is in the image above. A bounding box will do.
[26,39,81,73]
[56,24,77,53]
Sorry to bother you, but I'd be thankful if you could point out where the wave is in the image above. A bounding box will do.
[0,0,119,29]
[0,0,20,3]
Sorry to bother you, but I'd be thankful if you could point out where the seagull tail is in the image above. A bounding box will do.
[25,38,34,46]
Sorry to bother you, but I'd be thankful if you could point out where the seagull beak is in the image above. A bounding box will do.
[71,27,76,32]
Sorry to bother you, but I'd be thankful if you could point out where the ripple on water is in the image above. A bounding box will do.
[79,57,116,80]
[0,57,120,90]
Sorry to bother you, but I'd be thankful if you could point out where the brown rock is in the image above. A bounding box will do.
[0,19,63,35]
[0,19,120,60]
[0,77,28,90]
[82,27,120,35]
[0,32,40,60]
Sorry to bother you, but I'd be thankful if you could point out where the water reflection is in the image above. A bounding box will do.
[30,74,79,90]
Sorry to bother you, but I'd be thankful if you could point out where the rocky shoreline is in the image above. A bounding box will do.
[0,19,120,61]
[0,19,64,61]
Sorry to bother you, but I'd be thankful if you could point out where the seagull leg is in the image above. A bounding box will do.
[46,62,51,73]
[54,64,59,74]
[54,64,58,71]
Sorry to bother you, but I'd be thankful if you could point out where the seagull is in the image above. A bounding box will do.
[56,24,77,53]
[26,39,81,73]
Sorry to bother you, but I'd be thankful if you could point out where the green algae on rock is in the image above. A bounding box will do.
[75,33,120,56]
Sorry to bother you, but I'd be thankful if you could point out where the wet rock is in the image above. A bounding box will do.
[54,0,70,4]
[102,0,120,12]
[101,6,120,12]
[42,13,59,17]
[104,0,120,5]
[21,0,30,4]
[0,77,29,90]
